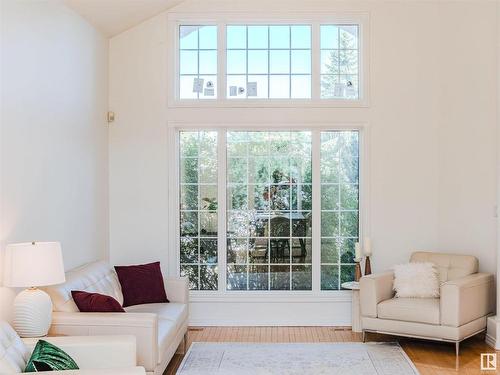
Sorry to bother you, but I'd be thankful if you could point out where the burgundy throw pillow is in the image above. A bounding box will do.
[114,261,169,307]
[71,291,125,312]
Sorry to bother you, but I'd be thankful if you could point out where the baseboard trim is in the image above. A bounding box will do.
[189,299,351,327]
[189,320,352,327]
[485,333,496,348]
[486,316,499,349]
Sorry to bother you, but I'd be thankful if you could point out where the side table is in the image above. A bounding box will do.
[341,281,361,333]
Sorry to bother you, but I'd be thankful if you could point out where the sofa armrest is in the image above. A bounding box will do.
[440,273,495,327]
[50,312,158,372]
[360,271,395,318]
[22,335,137,369]
[165,277,189,304]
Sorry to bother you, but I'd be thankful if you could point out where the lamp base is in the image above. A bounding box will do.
[13,288,52,337]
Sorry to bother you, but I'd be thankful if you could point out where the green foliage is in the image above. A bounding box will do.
[340,265,355,285]
[321,29,358,98]
[180,130,359,291]
[320,265,339,290]
[200,265,218,290]
[227,265,247,290]
[320,131,359,289]
[292,265,312,290]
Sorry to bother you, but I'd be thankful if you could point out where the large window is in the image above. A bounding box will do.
[320,131,359,290]
[174,17,366,103]
[226,132,312,290]
[178,129,360,292]
[179,131,219,290]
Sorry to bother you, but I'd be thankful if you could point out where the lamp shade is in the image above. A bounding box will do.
[3,242,65,288]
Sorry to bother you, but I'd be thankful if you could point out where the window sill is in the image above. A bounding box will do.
[168,98,370,109]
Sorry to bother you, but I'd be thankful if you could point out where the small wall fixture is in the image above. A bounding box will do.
[107,111,115,123]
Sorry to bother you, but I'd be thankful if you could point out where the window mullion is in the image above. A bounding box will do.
[173,129,181,278]
[197,29,200,99]
[288,26,292,99]
[246,26,250,98]
[218,22,226,100]
[311,130,321,292]
[311,22,320,100]
[197,132,202,288]
[217,129,227,292]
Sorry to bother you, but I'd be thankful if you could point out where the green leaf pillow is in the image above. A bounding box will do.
[24,339,79,372]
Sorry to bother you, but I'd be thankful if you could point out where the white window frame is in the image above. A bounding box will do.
[167,12,370,108]
[167,122,370,303]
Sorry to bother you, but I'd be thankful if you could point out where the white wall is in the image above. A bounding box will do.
[0,0,109,322]
[436,2,497,274]
[497,0,500,317]
[108,0,498,324]
[108,13,168,268]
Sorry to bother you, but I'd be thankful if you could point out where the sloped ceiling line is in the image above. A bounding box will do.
[64,0,186,37]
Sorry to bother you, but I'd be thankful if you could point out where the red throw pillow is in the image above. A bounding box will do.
[114,261,169,307]
[71,291,125,312]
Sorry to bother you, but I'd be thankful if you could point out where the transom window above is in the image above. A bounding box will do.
[320,25,359,99]
[226,25,312,99]
[179,25,218,99]
[174,17,367,104]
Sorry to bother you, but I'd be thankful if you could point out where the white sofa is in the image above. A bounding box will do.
[43,261,189,375]
[360,251,495,355]
[0,321,145,374]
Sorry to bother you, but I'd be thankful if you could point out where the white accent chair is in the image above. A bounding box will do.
[360,251,495,355]
[43,261,189,375]
[0,321,145,374]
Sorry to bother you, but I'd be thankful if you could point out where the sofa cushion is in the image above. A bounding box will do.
[71,291,125,313]
[156,319,177,365]
[0,322,31,373]
[115,262,168,307]
[44,261,123,312]
[377,297,440,325]
[125,303,188,332]
[410,251,478,283]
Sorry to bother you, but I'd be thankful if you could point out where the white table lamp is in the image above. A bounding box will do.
[3,242,65,337]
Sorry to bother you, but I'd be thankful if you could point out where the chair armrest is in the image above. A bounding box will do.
[360,271,395,318]
[440,273,495,327]
[22,335,137,369]
[165,277,189,304]
[16,368,146,374]
[49,312,158,372]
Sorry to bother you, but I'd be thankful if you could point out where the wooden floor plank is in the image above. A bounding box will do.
[164,327,499,375]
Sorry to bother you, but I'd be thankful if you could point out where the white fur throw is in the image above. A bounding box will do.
[393,262,440,298]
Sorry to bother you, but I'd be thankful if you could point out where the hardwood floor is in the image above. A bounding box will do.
[165,327,499,375]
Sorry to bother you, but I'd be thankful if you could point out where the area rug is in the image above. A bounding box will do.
[176,342,419,375]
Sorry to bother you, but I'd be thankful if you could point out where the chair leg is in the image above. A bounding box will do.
[183,332,188,354]
[362,331,366,343]
[455,341,459,357]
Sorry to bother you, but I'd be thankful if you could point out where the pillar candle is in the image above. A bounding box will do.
[364,237,372,256]
[355,242,362,262]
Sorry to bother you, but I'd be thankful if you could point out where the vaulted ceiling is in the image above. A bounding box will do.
[64,0,185,37]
